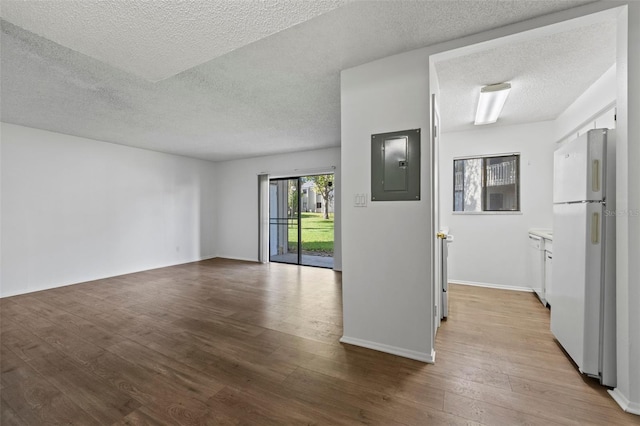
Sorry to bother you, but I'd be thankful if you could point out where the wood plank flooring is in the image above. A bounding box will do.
[1,258,638,425]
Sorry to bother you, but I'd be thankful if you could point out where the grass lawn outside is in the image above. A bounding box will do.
[288,212,334,254]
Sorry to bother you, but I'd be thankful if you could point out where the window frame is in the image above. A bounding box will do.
[452,153,521,214]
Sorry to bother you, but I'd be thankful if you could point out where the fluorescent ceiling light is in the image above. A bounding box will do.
[474,83,511,125]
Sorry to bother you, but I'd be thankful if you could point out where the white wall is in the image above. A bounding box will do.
[341,50,434,361]
[610,2,640,415]
[215,147,341,270]
[554,64,617,143]
[1,123,217,297]
[439,121,556,290]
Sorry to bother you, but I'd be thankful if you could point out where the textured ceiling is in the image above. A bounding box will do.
[0,0,346,81]
[1,1,599,162]
[434,19,617,133]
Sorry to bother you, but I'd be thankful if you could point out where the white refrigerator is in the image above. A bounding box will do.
[551,128,616,387]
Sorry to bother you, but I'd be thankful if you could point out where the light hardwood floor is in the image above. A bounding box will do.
[1,258,638,425]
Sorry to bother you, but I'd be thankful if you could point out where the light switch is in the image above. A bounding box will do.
[354,193,368,207]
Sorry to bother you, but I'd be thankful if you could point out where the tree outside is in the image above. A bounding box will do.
[309,174,334,219]
[287,182,298,217]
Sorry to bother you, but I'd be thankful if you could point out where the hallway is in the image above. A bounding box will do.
[435,284,636,425]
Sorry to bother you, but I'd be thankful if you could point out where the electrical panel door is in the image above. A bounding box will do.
[371,129,420,201]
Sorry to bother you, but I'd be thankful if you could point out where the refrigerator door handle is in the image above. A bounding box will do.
[591,212,600,244]
[592,159,600,192]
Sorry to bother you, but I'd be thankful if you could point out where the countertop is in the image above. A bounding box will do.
[529,228,553,240]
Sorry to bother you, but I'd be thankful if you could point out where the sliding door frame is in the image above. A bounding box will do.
[268,177,302,265]
[296,177,302,265]
[268,172,334,268]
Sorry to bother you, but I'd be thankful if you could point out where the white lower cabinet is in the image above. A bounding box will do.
[528,234,546,305]
[528,230,553,307]
[545,240,553,307]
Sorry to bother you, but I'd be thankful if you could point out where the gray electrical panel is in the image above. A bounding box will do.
[371,129,420,201]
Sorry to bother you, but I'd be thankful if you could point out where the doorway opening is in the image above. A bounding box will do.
[269,174,335,268]
[428,6,621,366]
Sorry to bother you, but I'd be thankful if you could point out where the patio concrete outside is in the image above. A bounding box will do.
[270,253,334,269]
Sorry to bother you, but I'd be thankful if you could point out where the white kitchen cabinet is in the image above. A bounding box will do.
[528,233,546,305]
[528,229,553,307]
[545,240,553,307]
[563,106,615,144]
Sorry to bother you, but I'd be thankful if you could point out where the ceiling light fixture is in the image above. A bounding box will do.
[474,82,511,125]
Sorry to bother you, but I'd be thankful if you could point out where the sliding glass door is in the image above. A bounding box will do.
[269,175,334,268]
[269,178,299,265]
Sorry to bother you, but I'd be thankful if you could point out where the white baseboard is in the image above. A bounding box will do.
[449,279,533,293]
[339,336,435,364]
[216,256,259,263]
[197,255,218,262]
[1,254,217,298]
[609,388,640,415]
